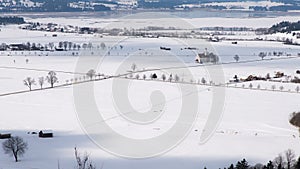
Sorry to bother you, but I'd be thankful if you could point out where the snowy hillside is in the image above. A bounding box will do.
[0,13,300,169]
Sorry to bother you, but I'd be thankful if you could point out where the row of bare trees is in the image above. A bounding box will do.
[124,71,300,93]
[238,83,300,92]
[23,71,58,91]
[233,51,295,62]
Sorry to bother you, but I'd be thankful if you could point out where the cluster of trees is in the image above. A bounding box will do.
[0,0,111,12]
[0,41,91,52]
[138,0,195,9]
[23,71,58,91]
[0,16,25,25]
[268,21,300,34]
[204,149,300,169]
[269,5,300,12]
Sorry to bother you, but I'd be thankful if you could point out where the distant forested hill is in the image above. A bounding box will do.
[0,0,300,12]
[268,20,300,33]
[0,0,112,12]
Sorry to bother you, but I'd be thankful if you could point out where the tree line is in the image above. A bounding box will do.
[268,21,300,34]
[204,149,300,169]
[0,16,25,25]
[0,42,105,54]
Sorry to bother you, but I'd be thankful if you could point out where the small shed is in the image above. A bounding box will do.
[0,133,11,139]
[39,130,53,138]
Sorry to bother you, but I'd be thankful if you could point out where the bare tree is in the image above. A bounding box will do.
[2,136,28,162]
[46,71,58,88]
[49,42,54,50]
[285,149,296,169]
[296,86,300,93]
[63,41,68,51]
[86,69,96,80]
[271,85,276,91]
[174,74,180,82]
[234,55,240,62]
[257,84,261,89]
[273,153,286,169]
[168,74,173,82]
[100,42,106,50]
[161,74,166,81]
[74,147,96,169]
[38,77,45,89]
[201,77,206,84]
[68,42,73,51]
[259,52,267,60]
[266,73,271,80]
[279,86,284,91]
[23,77,35,91]
[249,83,253,89]
[87,42,93,50]
[135,74,140,79]
[82,43,88,50]
[131,63,137,72]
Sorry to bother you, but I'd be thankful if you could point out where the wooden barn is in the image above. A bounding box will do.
[39,130,53,138]
[0,133,11,139]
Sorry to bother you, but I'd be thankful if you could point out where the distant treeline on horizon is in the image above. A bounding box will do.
[0,0,299,12]
[0,16,25,25]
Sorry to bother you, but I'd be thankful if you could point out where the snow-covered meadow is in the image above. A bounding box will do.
[0,13,300,169]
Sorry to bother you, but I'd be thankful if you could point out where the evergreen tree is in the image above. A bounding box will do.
[294,157,300,169]
[236,159,250,169]
[277,163,282,169]
[266,161,274,169]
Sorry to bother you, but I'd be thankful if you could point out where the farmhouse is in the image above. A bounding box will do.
[9,44,29,51]
[195,49,219,64]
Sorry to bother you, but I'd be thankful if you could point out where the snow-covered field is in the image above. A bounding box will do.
[0,14,300,169]
[20,12,300,29]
